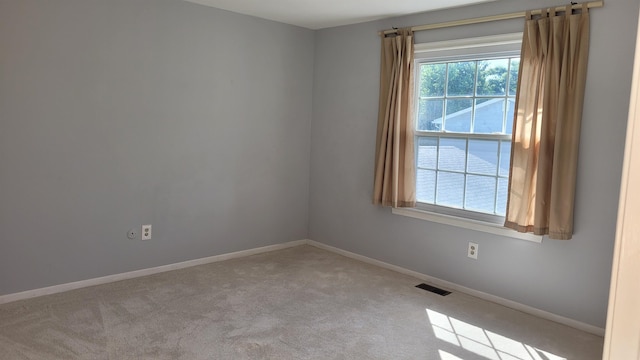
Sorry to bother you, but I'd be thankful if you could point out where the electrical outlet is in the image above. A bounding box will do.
[127,228,137,240]
[468,242,478,259]
[141,224,152,240]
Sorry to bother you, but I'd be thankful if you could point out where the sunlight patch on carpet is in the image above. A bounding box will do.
[427,309,567,360]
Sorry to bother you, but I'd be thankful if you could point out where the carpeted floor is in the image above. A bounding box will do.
[0,245,603,359]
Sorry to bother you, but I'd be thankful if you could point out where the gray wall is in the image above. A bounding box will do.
[0,0,314,295]
[310,0,639,328]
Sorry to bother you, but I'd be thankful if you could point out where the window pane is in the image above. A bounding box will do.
[420,63,446,97]
[472,99,505,134]
[468,140,498,175]
[496,177,509,216]
[476,59,509,96]
[499,141,511,177]
[417,137,438,169]
[415,54,519,218]
[505,98,515,135]
[444,99,472,132]
[417,169,436,203]
[436,172,464,208]
[508,58,520,96]
[438,138,466,171]
[465,175,496,213]
[447,61,476,96]
[418,99,444,131]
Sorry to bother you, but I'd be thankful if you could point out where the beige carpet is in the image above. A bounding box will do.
[0,245,603,359]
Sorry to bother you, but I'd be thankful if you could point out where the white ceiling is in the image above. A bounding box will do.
[182,0,497,30]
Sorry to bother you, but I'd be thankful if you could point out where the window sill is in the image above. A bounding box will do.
[391,207,543,243]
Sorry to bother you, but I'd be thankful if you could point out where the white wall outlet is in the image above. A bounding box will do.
[141,224,152,240]
[468,242,478,259]
[127,228,137,240]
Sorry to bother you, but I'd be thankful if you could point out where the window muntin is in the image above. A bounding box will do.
[415,55,519,220]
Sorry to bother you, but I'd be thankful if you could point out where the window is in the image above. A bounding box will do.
[413,34,521,224]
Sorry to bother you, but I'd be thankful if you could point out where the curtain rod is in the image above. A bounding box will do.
[379,0,604,36]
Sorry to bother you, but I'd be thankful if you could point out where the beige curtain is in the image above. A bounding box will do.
[505,5,590,240]
[373,28,416,208]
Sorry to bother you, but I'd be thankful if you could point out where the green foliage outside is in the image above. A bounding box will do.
[418,58,519,131]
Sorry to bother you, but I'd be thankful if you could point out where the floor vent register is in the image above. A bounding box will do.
[415,283,452,296]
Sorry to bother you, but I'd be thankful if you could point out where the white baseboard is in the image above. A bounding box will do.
[305,239,605,337]
[0,240,306,306]
[0,238,605,337]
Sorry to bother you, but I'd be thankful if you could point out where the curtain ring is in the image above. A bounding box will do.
[526,10,532,20]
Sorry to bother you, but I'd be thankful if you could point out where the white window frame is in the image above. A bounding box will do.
[391,33,542,243]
